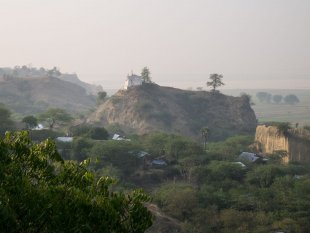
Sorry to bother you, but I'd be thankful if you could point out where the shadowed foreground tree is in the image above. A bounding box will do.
[0,131,152,233]
[0,103,14,135]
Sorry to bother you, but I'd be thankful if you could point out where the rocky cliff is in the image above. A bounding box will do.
[88,83,257,140]
[255,125,310,163]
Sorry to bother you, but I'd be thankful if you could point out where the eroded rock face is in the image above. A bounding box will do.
[88,84,257,141]
[255,125,310,163]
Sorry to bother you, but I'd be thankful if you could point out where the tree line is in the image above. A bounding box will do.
[256,92,300,105]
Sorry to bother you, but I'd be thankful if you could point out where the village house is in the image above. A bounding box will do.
[124,74,143,90]
[238,152,268,164]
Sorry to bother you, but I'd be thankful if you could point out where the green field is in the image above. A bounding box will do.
[222,89,310,126]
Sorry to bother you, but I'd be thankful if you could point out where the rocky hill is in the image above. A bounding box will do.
[0,75,96,115]
[88,83,257,140]
[58,73,102,95]
[255,125,310,163]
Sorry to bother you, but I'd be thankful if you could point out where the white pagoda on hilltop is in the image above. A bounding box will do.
[124,73,143,90]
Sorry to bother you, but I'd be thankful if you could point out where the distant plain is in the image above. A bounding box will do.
[222,89,310,126]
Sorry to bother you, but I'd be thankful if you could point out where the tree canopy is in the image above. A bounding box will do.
[39,108,73,129]
[0,103,14,135]
[141,67,151,83]
[206,74,224,92]
[0,131,153,232]
[22,115,38,129]
[97,91,107,105]
[256,92,272,103]
[284,94,300,105]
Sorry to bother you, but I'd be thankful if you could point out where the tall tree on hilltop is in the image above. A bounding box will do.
[206,74,224,92]
[141,67,151,83]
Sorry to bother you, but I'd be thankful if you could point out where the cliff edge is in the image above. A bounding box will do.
[255,125,310,163]
[88,84,257,140]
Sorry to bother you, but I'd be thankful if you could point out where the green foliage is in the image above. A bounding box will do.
[200,127,209,150]
[0,131,153,232]
[88,127,109,140]
[139,132,203,160]
[148,131,310,232]
[22,115,38,129]
[71,137,93,161]
[206,161,246,182]
[39,108,73,129]
[246,165,285,188]
[276,122,292,134]
[0,103,15,135]
[154,183,199,221]
[135,101,154,112]
[29,129,62,142]
[89,140,142,178]
[206,135,254,160]
[69,124,93,137]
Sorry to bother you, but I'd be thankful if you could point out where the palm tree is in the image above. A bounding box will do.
[201,127,209,150]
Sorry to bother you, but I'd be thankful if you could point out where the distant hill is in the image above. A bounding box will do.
[58,73,102,95]
[0,66,102,95]
[88,83,257,140]
[0,75,96,116]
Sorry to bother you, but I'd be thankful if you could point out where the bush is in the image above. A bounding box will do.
[0,131,153,232]
[88,127,109,140]
[29,129,62,141]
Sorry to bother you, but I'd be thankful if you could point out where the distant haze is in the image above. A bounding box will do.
[0,0,309,89]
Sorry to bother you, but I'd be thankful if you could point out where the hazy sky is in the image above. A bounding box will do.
[0,0,309,89]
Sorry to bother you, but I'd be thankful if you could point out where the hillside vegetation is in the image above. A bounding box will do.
[0,75,96,116]
[89,83,257,140]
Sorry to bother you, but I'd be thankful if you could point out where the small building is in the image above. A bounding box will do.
[238,152,268,163]
[33,124,46,130]
[112,134,131,141]
[238,152,260,162]
[232,161,247,168]
[124,74,143,90]
[56,137,73,143]
[136,151,151,159]
[151,159,167,167]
